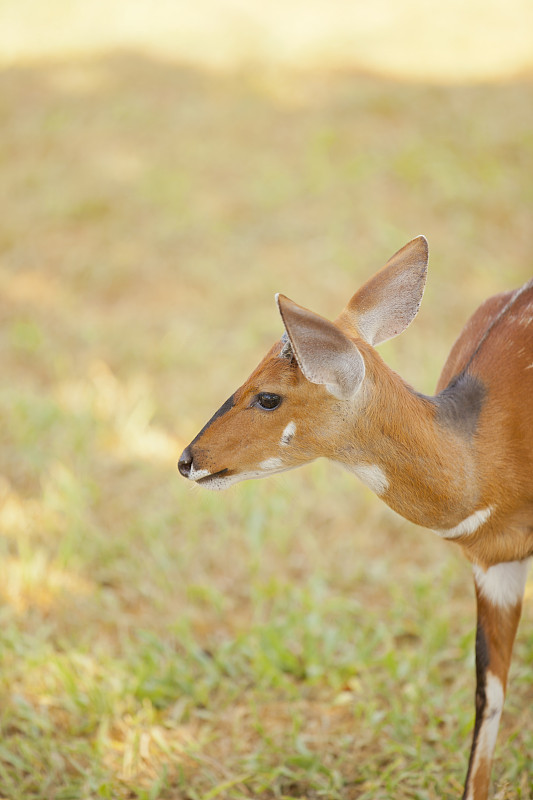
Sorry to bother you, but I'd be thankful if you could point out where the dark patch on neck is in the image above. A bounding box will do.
[432,372,486,437]
[190,393,235,446]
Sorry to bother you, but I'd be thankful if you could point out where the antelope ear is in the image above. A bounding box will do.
[341,235,428,346]
[276,293,365,400]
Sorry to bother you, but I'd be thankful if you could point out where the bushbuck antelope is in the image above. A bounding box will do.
[178,236,533,799]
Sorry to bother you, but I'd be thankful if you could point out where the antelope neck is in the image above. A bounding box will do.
[342,356,480,530]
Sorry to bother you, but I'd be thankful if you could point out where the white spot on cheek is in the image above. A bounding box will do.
[280,421,296,446]
[473,558,531,609]
[336,461,389,495]
[260,457,283,470]
[435,506,493,539]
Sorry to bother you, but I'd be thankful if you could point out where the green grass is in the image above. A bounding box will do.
[0,32,533,800]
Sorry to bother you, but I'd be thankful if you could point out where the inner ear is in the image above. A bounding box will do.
[276,294,365,399]
[340,235,428,345]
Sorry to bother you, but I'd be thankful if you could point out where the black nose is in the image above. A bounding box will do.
[178,446,193,478]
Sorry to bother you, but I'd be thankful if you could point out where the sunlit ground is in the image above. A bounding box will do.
[2,0,533,82]
[0,3,532,799]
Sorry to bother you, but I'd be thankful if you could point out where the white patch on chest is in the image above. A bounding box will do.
[473,558,531,609]
[280,421,296,446]
[434,506,492,539]
[336,461,389,495]
[259,457,284,471]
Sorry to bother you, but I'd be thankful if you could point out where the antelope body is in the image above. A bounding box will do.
[178,237,533,799]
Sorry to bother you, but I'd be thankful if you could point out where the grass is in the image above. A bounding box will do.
[1,6,533,799]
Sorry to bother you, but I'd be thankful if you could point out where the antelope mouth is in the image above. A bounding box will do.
[197,468,230,484]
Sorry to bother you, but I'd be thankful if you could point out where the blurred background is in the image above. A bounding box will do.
[1,2,532,798]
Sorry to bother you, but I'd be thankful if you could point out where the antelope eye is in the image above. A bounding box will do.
[256,392,282,410]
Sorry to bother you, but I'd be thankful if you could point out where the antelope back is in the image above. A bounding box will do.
[437,278,533,541]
